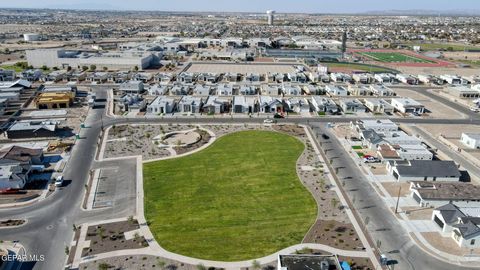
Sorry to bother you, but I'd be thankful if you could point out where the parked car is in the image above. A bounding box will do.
[0,188,21,194]
[364,156,380,163]
[321,134,330,140]
[55,175,64,187]
[263,119,276,124]
[470,107,479,112]
[273,113,285,119]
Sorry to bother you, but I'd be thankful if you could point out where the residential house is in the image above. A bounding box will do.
[396,74,418,85]
[0,69,16,81]
[330,73,352,83]
[374,73,396,84]
[203,96,231,114]
[261,84,281,96]
[233,96,257,114]
[309,96,339,114]
[461,133,480,149]
[147,96,177,114]
[370,85,395,96]
[118,94,146,112]
[6,120,59,139]
[387,160,461,182]
[148,84,169,96]
[197,73,220,84]
[177,72,196,84]
[86,72,108,83]
[391,98,425,114]
[431,203,480,248]
[284,97,310,113]
[238,85,256,95]
[352,73,374,84]
[347,85,372,96]
[169,85,190,95]
[154,73,174,84]
[20,69,42,81]
[410,181,480,208]
[177,96,203,113]
[339,99,366,113]
[119,80,144,94]
[447,86,480,99]
[216,84,234,96]
[364,99,394,114]
[258,96,283,113]
[325,85,348,96]
[281,84,302,96]
[192,85,211,96]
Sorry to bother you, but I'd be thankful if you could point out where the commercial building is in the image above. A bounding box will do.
[266,10,275,25]
[26,49,157,70]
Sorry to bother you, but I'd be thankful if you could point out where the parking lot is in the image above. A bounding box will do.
[91,158,137,216]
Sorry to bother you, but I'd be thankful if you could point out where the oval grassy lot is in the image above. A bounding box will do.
[143,130,317,261]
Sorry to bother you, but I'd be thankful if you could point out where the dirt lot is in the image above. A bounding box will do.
[403,207,434,220]
[381,182,411,197]
[82,220,148,257]
[303,220,364,251]
[421,232,479,256]
[419,124,480,139]
[392,88,466,119]
[186,63,296,74]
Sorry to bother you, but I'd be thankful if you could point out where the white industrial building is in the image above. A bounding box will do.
[26,49,157,70]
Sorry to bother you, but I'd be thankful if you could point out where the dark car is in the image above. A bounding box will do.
[321,134,330,140]
[273,113,285,119]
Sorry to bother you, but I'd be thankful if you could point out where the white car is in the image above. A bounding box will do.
[470,107,479,112]
[263,119,274,124]
[54,176,64,187]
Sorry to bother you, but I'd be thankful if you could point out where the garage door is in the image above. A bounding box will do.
[434,215,445,229]
[412,192,421,204]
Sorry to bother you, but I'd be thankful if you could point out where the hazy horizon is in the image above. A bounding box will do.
[1,0,480,13]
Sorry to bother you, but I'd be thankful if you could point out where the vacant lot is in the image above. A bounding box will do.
[143,130,317,261]
[186,62,296,74]
[358,52,435,63]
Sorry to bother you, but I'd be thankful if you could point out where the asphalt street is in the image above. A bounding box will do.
[311,123,480,270]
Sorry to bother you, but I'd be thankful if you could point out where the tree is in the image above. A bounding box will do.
[196,264,207,270]
[82,66,88,72]
[67,66,72,71]
[134,65,139,71]
[98,263,111,270]
[41,65,48,71]
[331,197,339,209]
[103,66,108,71]
[252,260,261,270]
[64,246,69,255]
[89,65,97,71]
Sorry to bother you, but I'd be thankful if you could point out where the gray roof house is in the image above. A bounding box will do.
[388,160,461,182]
[203,96,231,114]
[147,96,177,114]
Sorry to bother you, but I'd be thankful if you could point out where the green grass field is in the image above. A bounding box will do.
[143,130,317,261]
[404,43,479,52]
[358,52,436,63]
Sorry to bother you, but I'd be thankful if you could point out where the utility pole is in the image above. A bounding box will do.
[395,185,402,214]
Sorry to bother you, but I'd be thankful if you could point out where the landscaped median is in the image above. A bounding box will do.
[143,130,317,261]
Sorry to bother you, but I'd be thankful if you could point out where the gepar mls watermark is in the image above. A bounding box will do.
[1,246,45,262]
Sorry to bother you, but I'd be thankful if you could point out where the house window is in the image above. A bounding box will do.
[471,239,476,245]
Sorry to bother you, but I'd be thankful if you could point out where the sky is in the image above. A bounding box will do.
[1,0,480,13]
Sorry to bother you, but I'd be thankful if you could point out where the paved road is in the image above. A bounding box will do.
[0,88,108,270]
[1,86,480,270]
[311,123,479,270]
